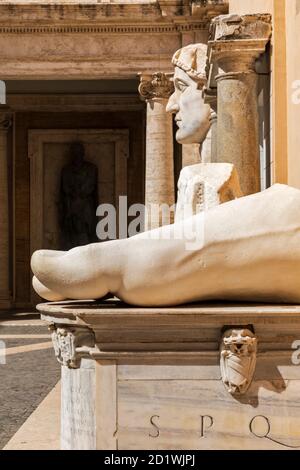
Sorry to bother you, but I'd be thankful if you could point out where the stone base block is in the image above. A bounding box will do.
[38,300,300,450]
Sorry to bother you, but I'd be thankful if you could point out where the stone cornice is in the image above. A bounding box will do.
[39,300,300,358]
[0,2,228,22]
[7,93,144,112]
[0,4,162,22]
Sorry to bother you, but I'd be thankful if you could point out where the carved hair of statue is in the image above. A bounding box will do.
[171,43,208,85]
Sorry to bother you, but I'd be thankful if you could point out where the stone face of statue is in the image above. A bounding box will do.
[166,67,211,145]
[166,46,211,145]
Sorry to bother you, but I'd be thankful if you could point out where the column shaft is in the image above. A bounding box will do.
[139,72,175,230]
[210,111,218,163]
[206,13,272,195]
[216,71,260,195]
[145,98,174,228]
[203,88,218,163]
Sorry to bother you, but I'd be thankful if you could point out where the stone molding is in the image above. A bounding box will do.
[7,94,144,113]
[139,72,174,101]
[49,324,95,369]
[39,301,300,358]
[0,23,209,35]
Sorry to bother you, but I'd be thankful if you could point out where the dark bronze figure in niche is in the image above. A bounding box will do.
[59,142,98,249]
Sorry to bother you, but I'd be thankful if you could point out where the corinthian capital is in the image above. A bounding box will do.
[207,13,272,78]
[211,13,272,43]
[138,72,174,101]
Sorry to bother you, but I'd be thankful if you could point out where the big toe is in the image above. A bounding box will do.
[32,275,66,302]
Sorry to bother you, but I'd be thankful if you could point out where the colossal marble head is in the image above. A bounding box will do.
[166,43,211,145]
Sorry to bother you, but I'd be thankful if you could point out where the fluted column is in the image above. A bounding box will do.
[208,14,272,195]
[0,106,12,309]
[139,73,175,229]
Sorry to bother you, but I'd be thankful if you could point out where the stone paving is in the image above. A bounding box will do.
[0,312,60,449]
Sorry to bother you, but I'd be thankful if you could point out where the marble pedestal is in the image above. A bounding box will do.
[38,300,300,450]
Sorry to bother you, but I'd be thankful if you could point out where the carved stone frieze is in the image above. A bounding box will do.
[49,324,95,369]
[0,23,209,35]
[0,2,229,33]
[139,73,174,102]
[220,328,257,396]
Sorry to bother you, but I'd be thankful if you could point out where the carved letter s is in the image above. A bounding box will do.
[149,415,160,438]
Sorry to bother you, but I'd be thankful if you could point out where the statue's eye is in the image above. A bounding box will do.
[176,80,188,92]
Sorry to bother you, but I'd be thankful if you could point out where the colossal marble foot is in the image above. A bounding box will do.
[32,184,300,306]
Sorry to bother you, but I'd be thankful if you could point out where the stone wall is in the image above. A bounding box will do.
[0,1,226,80]
[229,0,273,15]
[286,0,300,189]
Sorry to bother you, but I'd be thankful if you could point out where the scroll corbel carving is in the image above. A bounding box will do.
[49,324,95,369]
[220,327,257,395]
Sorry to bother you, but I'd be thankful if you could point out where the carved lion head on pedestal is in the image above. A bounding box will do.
[220,328,257,396]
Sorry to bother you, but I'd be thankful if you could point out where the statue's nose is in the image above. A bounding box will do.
[166,92,179,114]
